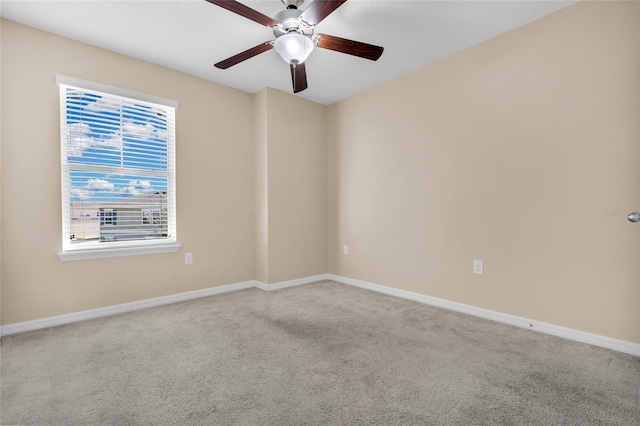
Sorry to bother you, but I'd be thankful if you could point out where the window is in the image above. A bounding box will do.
[99,210,117,226]
[142,209,164,225]
[57,75,180,261]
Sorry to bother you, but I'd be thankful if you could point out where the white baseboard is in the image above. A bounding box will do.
[0,275,330,337]
[3,273,639,358]
[327,274,640,357]
[254,274,330,291]
[0,280,256,337]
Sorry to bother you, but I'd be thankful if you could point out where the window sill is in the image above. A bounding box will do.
[58,243,182,261]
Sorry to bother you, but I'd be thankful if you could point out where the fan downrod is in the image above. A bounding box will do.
[282,0,304,9]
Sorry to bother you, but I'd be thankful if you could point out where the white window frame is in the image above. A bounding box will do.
[56,75,181,261]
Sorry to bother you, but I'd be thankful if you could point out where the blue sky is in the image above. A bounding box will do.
[66,90,169,202]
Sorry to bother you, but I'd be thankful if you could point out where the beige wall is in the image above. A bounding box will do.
[263,88,327,283]
[254,89,270,284]
[636,0,640,345]
[254,88,327,285]
[0,18,3,324]
[328,1,640,343]
[0,20,257,324]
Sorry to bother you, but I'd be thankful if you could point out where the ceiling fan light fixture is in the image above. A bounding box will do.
[274,33,314,65]
[208,0,384,94]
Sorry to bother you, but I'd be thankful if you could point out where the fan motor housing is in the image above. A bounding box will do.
[273,9,313,38]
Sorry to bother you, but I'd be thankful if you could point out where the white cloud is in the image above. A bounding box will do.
[94,136,122,150]
[119,179,153,196]
[123,121,156,140]
[68,122,93,157]
[86,179,115,191]
[85,98,121,113]
[71,188,93,200]
[156,129,168,140]
[67,121,121,157]
[69,122,90,135]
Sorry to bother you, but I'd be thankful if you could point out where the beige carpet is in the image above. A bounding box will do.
[2,280,639,425]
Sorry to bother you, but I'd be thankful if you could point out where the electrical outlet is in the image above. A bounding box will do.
[185,252,193,265]
[473,260,483,275]
[343,245,349,255]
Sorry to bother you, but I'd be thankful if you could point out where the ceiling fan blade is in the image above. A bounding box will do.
[290,62,308,93]
[314,34,383,61]
[214,42,274,69]
[299,0,348,26]
[206,0,279,27]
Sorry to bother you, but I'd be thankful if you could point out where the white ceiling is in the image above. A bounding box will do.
[1,0,576,105]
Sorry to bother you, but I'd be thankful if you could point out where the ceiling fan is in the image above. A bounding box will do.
[206,0,384,93]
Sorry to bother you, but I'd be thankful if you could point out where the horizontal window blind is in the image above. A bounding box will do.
[58,78,177,251]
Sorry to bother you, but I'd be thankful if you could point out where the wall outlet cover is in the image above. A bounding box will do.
[473,259,484,275]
